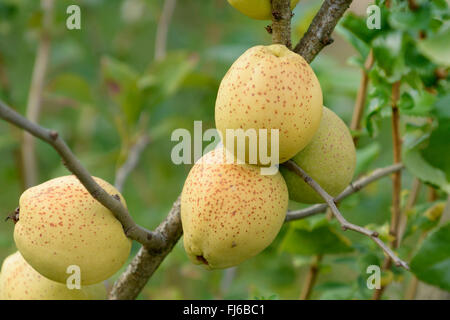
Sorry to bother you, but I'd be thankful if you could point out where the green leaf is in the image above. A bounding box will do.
[336,24,370,59]
[403,136,450,193]
[418,24,450,66]
[372,31,409,82]
[339,13,381,45]
[315,282,354,300]
[280,217,354,255]
[411,222,450,291]
[399,89,436,117]
[355,143,381,176]
[101,56,143,124]
[421,119,450,180]
[47,73,93,105]
[435,94,450,119]
[403,202,446,240]
[389,3,432,31]
[139,51,198,106]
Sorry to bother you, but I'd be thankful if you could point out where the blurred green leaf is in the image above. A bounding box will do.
[418,24,450,67]
[355,142,381,176]
[101,56,143,124]
[411,222,450,291]
[47,73,93,105]
[315,282,354,300]
[339,13,381,45]
[399,88,436,116]
[421,119,450,180]
[336,24,370,60]
[403,202,446,240]
[372,31,409,82]
[280,217,354,255]
[140,51,198,106]
[435,94,450,119]
[389,3,432,31]
[403,135,450,194]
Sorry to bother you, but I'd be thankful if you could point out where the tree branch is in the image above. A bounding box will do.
[0,99,165,250]
[293,0,353,63]
[283,160,409,270]
[271,0,293,48]
[299,254,322,300]
[286,163,404,221]
[372,80,403,300]
[108,197,182,300]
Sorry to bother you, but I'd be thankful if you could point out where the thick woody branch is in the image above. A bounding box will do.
[109,197,182,300]
[283,160,409,270]
[294,0,353,63]
[0,99,164,250]
[271,0,293,48]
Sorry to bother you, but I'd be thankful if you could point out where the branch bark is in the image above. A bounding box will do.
[293,0,353,63]
[283,160,409,270]
[109,197,182,300]
[271,0,293,48]
[372,80,403,300]
[21,0,54,188]
[0,99,165,250]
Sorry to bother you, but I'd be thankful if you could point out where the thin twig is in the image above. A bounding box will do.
[283,160,409,270]
[286,163,404,221]
[271,0,293,48]
[154,0,177,61]
[108,197,182,300]
[299,254,322,300]
[115,134,151,193]
[390,81,402,246]
[372,80,403,300]
[293,0,353,63]
[0,99,165,250]
[351,49,374,145]
[21,0,54,188]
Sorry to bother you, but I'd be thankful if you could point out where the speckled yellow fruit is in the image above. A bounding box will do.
[0,252,106,300]
[181,147,289,269]
[215,44,323,164]
[14,175,132,285]
[280,107,356,203]
[228,0,300,20]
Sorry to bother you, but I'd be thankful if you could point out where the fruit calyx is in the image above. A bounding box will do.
[196,255,209,266]
[5,207,19,224]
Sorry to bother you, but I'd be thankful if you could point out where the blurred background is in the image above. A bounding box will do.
[0,0,442,299]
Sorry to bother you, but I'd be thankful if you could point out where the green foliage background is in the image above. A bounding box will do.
[0,0,448,299]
